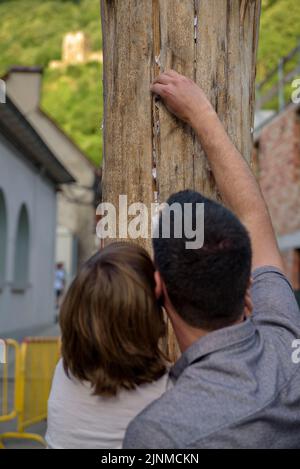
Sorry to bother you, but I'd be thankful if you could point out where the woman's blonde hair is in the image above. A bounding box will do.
[60,242,167,396]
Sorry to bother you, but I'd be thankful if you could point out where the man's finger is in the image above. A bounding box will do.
[165,69,179,78]
[153,73,171,85]
[150,83,167,97]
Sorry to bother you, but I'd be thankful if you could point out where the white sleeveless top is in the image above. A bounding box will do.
[46,359,170,449]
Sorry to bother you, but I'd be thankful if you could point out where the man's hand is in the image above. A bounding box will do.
[150,70,215,127]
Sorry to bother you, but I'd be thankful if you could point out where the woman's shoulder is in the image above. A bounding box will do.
[123,372,172,408]
[49,359,93,398]
[49,361,172,410]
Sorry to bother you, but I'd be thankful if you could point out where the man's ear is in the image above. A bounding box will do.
[244,278,253,318]
[154,271,175,314]
[154,270,163,300]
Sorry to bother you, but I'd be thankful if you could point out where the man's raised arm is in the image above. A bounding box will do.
[151,71,283,272]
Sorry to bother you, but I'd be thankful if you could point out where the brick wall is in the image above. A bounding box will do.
[255,105,300,287]
[256,105,300,237]
[281,250,300,289]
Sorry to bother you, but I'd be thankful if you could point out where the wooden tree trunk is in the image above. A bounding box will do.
[101,0,261,359]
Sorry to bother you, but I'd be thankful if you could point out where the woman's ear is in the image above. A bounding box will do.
[154,270,163,300]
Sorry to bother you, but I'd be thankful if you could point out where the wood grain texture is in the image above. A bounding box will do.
[101,0,154,250]
[156,0,196,203]
[155,0,261,201]
[193,0,261,193]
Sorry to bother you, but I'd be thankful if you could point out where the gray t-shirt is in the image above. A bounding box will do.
[123,266,300,449]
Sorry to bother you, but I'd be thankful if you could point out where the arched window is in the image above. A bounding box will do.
[0,190,7,287]
[13,204,30,290]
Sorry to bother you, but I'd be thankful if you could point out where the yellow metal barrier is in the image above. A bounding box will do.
[0,337,60,448]
[0,340,19,449]
[0,339,19,423]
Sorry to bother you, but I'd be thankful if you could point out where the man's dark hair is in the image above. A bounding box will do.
[153,190,252,330]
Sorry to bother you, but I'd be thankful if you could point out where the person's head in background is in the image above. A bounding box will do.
[153,189,252,352]
[60,242,167,396]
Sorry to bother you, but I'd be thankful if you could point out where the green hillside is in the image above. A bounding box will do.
[0,0,102,165]
[258,0,300,81]
[42,63,103,166]
[0,0,101,73]
[0,0,299,165]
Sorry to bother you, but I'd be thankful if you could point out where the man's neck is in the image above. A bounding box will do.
[169,314,208,353]
[169,309,245,353]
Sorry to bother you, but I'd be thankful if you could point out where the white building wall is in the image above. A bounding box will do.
[0,135,57,337]
[56,225,78,285]
[6,70,97,268]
